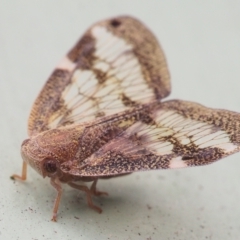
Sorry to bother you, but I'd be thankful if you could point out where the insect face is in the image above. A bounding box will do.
[21,138,47,177]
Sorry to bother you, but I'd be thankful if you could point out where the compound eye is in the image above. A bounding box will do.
[43,159,58,173]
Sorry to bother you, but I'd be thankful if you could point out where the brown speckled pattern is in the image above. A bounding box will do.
[17,16,240,220]
[28,69,71,136]
[59,101,240,177]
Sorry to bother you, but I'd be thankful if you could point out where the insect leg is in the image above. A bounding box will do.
[68,182,102,213]
[50,177,62,222]
[90,179,108,196]
[11,161,27,181]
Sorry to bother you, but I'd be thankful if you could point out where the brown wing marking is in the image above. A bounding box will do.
[28,16,170,136]
[28,69,71,136]
[66,100,240,177]
[110,17,171,99]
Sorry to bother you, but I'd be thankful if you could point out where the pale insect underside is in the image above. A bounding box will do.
[13,16,240,221]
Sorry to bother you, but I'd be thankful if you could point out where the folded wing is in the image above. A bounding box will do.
[67,100,240,177]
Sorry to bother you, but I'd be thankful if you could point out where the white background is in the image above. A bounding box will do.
[1,1,240,239]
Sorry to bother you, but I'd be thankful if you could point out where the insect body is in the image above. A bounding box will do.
[12,16,240,221]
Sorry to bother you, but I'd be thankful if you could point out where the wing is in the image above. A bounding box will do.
[28,16,170,136]
[65,100,240,177]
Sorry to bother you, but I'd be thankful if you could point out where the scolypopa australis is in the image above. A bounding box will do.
[12,16,240,221]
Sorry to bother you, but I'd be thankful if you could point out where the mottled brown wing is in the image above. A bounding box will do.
[66,100,240,177]
[28,16,170,136]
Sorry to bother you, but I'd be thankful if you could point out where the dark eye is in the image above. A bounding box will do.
[43,159,57,173]
[110,19,121,27]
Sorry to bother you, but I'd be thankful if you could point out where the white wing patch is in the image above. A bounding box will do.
[123,108,238,156]
[91,26,154,103]
[124,122,174,155]
[92,26,132,63]
[94,61,110,72]
[154,109,238,153]
[56,57,76,72]
[169,156,188,169]
[58,26,157,125]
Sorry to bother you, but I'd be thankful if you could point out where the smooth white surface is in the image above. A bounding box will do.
[1,1,240,239]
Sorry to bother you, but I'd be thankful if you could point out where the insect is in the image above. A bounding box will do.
[12,16,240,221]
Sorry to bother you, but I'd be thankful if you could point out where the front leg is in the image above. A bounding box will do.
[11,161,28,181]
[50,177,63,222]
